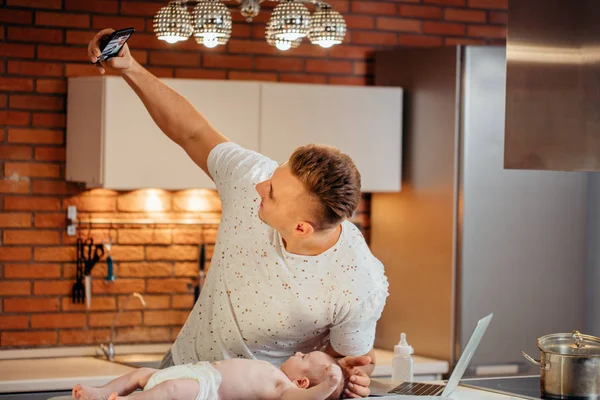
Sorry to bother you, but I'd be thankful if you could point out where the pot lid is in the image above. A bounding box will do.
[538,331,600,356]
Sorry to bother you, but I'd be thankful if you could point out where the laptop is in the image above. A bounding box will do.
[370,313,493,397]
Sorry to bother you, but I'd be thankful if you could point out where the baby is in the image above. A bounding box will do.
[72,350,345,400]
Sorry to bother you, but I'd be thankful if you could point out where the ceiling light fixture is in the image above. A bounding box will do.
[153,0,346,51]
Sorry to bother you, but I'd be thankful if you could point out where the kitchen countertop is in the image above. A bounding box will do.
[0,346,448,394]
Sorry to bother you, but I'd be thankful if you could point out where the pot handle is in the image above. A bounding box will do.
[521,351,550,371]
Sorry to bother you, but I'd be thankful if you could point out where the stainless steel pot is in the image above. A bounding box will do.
[522,330,600,399]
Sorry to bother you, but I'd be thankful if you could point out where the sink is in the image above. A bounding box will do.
[105,353,164,369]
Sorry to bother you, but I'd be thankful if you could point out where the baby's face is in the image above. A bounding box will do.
[280,351,334,380]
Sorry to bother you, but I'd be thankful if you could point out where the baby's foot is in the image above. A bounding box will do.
[72,384,113,400]
[325,364,342,387]
[108,392,124,400]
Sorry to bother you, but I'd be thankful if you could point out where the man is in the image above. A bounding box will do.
[87,29,389,398]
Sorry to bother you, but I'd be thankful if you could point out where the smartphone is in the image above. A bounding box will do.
[94,27,135,65]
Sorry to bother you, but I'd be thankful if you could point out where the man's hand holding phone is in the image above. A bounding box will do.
[88,28,135,75]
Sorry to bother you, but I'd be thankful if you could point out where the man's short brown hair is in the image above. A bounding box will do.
[289,144,361,230]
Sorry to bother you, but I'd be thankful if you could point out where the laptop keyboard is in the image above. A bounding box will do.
[388,382,445,396]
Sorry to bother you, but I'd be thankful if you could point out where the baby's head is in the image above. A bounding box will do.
[280,351,346,400]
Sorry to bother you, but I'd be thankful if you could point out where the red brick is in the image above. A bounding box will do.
[0,178,29,193]
[8,128,63,144]
[92,279,145,294]
[5,230,59,245]
[423,21,466,36]
[328,0,350,13]
[59,329,110,345]
[66,30,98,45]
[62,196,116,212]
[424,0,465,5]
[229,71,277,82]
[89,311,142,327]
[468,0,507,9]
[377,17,421,32]
[255,57,303,72]
[4,297,59,312]
[0,43,34,58]
[351,1,396,15]
[203,54,253,69]
[399,5,442,19]
[117,191,171,212]
[0,111,30,126]
[489,11,508,25]
[353,61,373,75]
[146,67,174,78]
[33,114,66,129]
[37,45,85,61]
[304,59,352,74]
[0,213,31,227]
[62,296,116,311]
[445,37,486,45]
[101,245,142,262]
[228,40,276,55]
[33,280,73,295]
[0,315,29,330]
[33,148,64,163]
[117,262,172,278]
[150,52,201,67]
[32,313,86,328]
[147,245,198,261]
[0,281,31,295]
[127,33,172,51]
[115,327,170,343]
[92,16,145,32]
[118,294,170,310]
[36,12,90,28]
[9,95,63,111]
[121,1,162,16]
[172,190,220,212]
[147,278,192,293]
[0,78,33,93]
[5,263,60,279]
[399,34,444,47]
[329,45,373,60]
[280,74,328,84]
[2,331,57,346]
[351,31,397,46]
[7,0,61,8]
[8,61,63,77]
[5,162,60,179]
[172,228,218,245]
[343,15,374,30]
[172,294,194,309]
[5,196,60,211]
[174,69,227,79]
[118,230,171,245]
[0,145,32,160]
[33,180,81,195]
[7,27,63,44]
[0,95,7,108]
[34,246,75,262]
[65,63,101,77]
[0,247,31,261]
[34,213,66,228]
[444,8,486,22]
[0,9,32,24]
[144,310,188,326]
[467,24,506,38]
[35,80,66,94]
[65,0,118,13]
[329,76,370,86]
[173,262,197,277]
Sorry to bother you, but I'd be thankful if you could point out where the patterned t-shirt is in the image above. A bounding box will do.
[171,142,389,366]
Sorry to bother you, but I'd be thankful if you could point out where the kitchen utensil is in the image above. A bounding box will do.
[103,238,115,282]
[81,238,105,309]
[522,330,600,399]
[194,243,206,303]
[71,238,86,304]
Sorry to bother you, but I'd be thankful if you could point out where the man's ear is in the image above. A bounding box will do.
[294,221,315,237]
[294,377,310,389]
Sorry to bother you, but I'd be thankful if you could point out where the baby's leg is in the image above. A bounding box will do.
[109,378,200,400]
[73,367,157,400]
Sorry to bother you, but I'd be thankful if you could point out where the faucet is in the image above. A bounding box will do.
[100,292,146,361]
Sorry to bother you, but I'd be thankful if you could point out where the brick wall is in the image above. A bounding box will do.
[0,0,506,349]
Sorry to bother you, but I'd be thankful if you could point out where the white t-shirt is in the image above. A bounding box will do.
[171,142,389,366]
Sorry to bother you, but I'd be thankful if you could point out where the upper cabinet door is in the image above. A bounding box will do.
[259,83,402,192]
[102,77,260,190]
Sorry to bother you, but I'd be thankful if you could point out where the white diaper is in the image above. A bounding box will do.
[145,362,222,400]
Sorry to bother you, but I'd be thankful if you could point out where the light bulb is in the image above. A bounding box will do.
[165,37,181,44]
[278,32,304,41]
[276,41,292,51]
[203,36,219,48]
[317,40,335,48]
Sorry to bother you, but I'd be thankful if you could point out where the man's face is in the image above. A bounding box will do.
[280,351,334,381]
[255,163,316,235]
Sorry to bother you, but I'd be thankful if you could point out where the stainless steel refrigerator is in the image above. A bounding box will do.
[371,46,588,376]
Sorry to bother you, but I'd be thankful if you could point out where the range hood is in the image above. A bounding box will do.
[504,0,600,171]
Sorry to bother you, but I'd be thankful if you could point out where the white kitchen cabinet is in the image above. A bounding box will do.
[259,83,402,192]
[66,76,260,190]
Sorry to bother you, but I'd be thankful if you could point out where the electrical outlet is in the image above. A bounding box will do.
[67,205,77,221]
[67,225,77,236]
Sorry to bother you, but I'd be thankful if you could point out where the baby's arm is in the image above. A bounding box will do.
[281,365,342,400]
